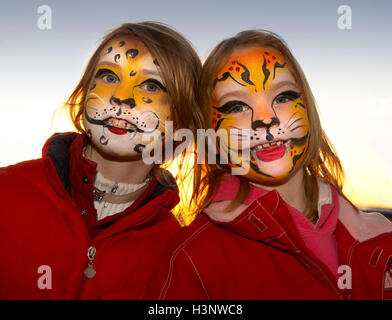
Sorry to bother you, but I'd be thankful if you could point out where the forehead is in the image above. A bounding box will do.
[226,46,285,67]
[97,35,154,65]
[214,46,296,99]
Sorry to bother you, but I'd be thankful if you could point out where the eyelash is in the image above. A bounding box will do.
[229,103,249,113]
[139,79,167,93]
[95,69,120,84]
[273,91,301,105]
[216,101,250,114]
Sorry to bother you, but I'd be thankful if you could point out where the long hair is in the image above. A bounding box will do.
[193,30,356,223]
[63,22,202,209]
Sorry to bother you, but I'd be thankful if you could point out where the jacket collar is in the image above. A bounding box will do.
[42,132,79,199]
[204,175,392,254]
[41,132,180,233]
[206,190,303,253]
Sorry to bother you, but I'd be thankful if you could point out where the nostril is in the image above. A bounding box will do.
[124,98,136,109]
[110,96,121,106]
[110,97,136,109]
[266,132,274,141]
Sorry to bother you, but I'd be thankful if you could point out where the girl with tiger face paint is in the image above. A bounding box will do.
[192,30,328,219]
[212,47,309,185]
[145,30,392,301]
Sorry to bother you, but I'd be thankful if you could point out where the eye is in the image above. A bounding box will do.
[102,74,119,84]
[139,79,167,93]
[229,104,249,113]
[273,91,301,105]
[141,82,159,93]
[94,68,120,84]
[215,100,250,114]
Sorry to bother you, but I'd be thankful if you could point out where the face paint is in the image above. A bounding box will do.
[83,36,172,158]
[211,47,309,185]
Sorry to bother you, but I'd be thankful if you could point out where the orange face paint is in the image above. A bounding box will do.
[211,47,309,185]
[84,35,171,158]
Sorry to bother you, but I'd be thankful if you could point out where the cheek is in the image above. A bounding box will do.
[87,82,113,103]
[211,110,222,127]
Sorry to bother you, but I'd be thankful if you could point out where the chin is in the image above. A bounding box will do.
[244,160,302,187]
[91,139,140,160]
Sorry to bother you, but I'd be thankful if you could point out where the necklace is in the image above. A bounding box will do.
[93,178,151,204]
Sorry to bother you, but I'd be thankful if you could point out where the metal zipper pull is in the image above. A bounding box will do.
[84,246,97,279]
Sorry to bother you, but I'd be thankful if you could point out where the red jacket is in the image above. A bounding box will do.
[145,190,392,300]
[0,133,180,299]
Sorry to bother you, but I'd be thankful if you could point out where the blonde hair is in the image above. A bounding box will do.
[193,29,356,223]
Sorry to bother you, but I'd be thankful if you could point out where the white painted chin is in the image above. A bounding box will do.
[84,122,141,158]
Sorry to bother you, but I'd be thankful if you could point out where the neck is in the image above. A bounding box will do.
[251,169,307,214]
[84,143,154,184]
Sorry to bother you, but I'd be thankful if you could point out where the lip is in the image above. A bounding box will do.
[108,126,128,135]
[104,117,138,135]
[251,140,287,162]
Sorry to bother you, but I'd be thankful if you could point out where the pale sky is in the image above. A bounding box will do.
[0,0,391,208]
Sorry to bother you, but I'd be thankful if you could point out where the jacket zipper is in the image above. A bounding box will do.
[84,246,97,279]
[296,251,347,299]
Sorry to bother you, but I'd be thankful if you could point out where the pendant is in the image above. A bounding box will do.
[84,266,96,279]
[93,188,106,202]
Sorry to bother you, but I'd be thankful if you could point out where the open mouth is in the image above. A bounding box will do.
[250,140,288,162]
[103,117,138,135]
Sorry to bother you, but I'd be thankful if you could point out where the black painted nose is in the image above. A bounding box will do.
[251,117,279,130]
[110,96,136,108]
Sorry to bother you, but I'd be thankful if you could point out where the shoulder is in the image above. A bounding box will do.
[0,159,44,187]
[165,213,235,259]
[338,195,392,242]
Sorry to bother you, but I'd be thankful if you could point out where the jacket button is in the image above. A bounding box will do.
[83,177,89,184]
[81,209,87,216]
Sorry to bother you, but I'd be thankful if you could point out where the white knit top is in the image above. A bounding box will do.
[93,171,150,221]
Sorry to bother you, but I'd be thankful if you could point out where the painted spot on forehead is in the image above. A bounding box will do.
[213,72,246,88]
[236,61,254,86]
[126,49,139,59]
[153,59,159,67]
[114,54,121,63]
[119,41,125,47]
[272,61,287,80]
[129,70,136,77]
[106,47,112,55]
[261,55,270,90]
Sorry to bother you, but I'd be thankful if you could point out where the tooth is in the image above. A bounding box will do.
[262,143,270,148]
[277,141,282,146]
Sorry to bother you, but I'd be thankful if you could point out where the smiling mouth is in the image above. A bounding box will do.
[250,140,288,162]
[104,117,138,135]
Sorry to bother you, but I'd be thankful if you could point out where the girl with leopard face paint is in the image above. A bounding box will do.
[0,22,201,299]
[145,30,392,300]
